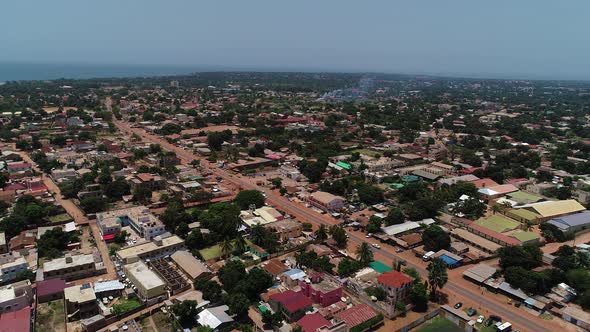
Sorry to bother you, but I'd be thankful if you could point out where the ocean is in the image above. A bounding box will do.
[0,62,204,82]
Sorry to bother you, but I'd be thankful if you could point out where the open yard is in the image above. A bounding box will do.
[112,297,142,315]
[139,311,175,332]
[417,317,462,332]
[475,215,520,233]
[36,300,66,332]
[48,213,73,223]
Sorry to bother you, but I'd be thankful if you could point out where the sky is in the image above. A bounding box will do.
[1,1,590,80]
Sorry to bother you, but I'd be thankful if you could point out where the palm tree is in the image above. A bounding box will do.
[234,235,247,253]
[427,258,448,302]
[356,242,374,266]
[316,225,328,242]
[221,238,234,259]
[250,224,266,246]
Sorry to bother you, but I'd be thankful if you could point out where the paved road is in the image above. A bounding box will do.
[112,120,563,332]
[19,152,117,281]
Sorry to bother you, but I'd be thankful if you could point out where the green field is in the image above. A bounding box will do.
[36,300,66,332]
[113,298,141,315]
[48,213,73,223]
[418,317,462,332]
[199,239,253,260]
[475,215,520,233]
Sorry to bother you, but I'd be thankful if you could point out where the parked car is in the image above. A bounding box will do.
[371,243,381,249]
[454,302,463,309]
[466,308,477,316]
[477,315,485,324]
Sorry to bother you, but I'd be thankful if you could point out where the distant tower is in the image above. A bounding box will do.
[170,80,179,88]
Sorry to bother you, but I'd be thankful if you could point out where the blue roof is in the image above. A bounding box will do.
[548,211,590,230]
[283,269,303,276]
[439,254,459,265]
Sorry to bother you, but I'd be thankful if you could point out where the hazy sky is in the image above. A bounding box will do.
[2,1,590,79]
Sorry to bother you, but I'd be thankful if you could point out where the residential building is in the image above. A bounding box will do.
[97,206,165,241]
[197,305,234,330]
[265,219,303,241]
[0,306,31,332]
[296,313,332,332]
[0,280,32,314]
[333,304,382,331]
[170,250,211,281]
[127,173,166,191]
[299,277,343,307]
[377,270,413,308]
[269,290,313,322]
[308,191,346,212]
[42,254,102,281]
[64,283,98,319]
[0,256,28,283]
[124,261,167,302]
[116,235,185,264]
[36,279,67,303]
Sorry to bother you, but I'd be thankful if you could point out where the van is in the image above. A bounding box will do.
[422,251,435,261]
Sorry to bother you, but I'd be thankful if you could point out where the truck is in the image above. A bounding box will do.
[422,251,436,261]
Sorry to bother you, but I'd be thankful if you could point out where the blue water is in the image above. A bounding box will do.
[0,62,205,82]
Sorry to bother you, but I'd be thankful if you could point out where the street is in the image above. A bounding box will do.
[111,119,572,332]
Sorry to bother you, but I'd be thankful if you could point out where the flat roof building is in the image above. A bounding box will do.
[97,206,165,240]
[170,251,211,281]
[124,261,167,302]
[116,235,184,264]
[43,254,101,282]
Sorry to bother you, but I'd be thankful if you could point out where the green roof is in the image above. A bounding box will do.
[511,231,540,242]
[475,215,520,233]
[507,208,540,221]
[507,191,543,203]
[258,305,268,313]
[402,175,421,183]
[385,183,405,189]
[336,161,352,170]
[369,261,393,273]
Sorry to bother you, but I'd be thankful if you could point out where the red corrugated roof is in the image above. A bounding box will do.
[0,306,31,332]
[36,279,67,297]
[297,313,331,332]
[467,223,521,246]
[102,233,115,241]
[377,270,413,289]
[334,304,377,328]
[269,290,313,313]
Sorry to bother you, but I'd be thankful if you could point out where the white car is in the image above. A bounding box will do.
[371,243,381,249]
[477,315,485,324]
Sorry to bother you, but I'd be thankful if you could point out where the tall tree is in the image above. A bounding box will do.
[427,258,448,302]
[356,242,374,266]
[316,224,328,241]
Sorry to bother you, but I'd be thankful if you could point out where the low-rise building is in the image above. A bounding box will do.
[170,251,211,282]
[36,279,67,303]
[64,283,98,319]
[547,211,590,234]
[269,290,313,322]
[124,261,167,302]
[116,235,185,264]
[97,206,165,241]
[333,304,382,331]
[308,192,346,212]
[197,305,234,330]
[265,219,303,242]
[43,254,102,281]
[377,270,413,310]
[0,280,32,314]
[299,277,343,307]
[0,256,28,283]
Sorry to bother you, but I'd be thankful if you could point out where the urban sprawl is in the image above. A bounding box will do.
[0,72,590,332]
